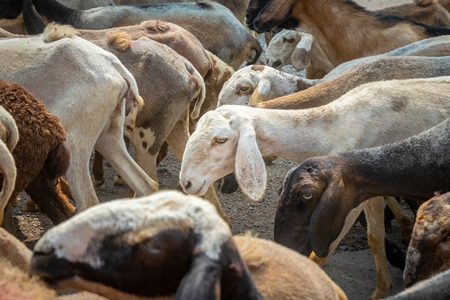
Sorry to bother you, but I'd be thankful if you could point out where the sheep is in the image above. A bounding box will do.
[220,55,450,109]
[0,79,76,235]
[0,106,17,229]
[275,116,450,299]
[0,23,158,213]
[383,268,450,300]
[246,0,450,68]
[55,0,249,26]
[29,190,347,300]
[21,0,262,70]
[403,191,450,287]
[74,20,213,79]
[180,76,450,299]
[265,0,450,78]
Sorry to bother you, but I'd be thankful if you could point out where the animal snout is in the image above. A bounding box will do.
[268,59,281,68]
[181,180,192,192]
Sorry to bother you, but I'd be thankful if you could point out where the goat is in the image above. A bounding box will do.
[21,0,261,70]
[220,56,450,109]
[403,191,450,287]
[246,0,450,67]
[276,116,450,298]
[180,76,450,299]
[383,268,450,300]
[0,23,158,213]
[265,1,450,78]
[0,79,75,235]
[256,56,450,110]
[30,190,347,300]
[0,106,17,229]
[56,0,249,25]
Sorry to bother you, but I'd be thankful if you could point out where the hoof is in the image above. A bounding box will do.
[21,199,38,212]
[93,179,105,187]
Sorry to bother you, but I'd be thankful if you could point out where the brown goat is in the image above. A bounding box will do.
[246,0,450,66]
[0,79,75,234]
[403,191,450,287]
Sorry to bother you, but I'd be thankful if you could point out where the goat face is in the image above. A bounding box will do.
[404,192,450,287]
[274,156,352,258]
[246,0,299,33]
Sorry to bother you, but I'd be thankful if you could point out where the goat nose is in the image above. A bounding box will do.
[184,181,192,191]
[271,59,281,68]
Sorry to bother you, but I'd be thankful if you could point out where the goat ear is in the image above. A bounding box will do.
[234,121,267,201]
[248,78,271,105]
[291,34,313,70]
[175,253,221,300]
[309,176,348,258]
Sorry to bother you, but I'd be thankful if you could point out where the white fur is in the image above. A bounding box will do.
[0,25,157,212]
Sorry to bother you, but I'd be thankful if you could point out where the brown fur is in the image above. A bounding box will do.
[42,23,77,42]
[380,2,450,27]
[234,235,347,300]
[257,56,450,110]
[250,0,449,66]
[0,258,58,300]
[0,80,75,233]
[106,29,132,51]
[75,20,212,78]
[404,192,450,287]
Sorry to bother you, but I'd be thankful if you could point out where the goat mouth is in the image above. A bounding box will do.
[191,180,206,196]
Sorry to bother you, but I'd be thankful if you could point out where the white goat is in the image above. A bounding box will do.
[0,106,17,228]
[180,76,450,299]
[218,65,314,107]
[0,24,158,212]
[219,55,450,109]
[30,190,347,300]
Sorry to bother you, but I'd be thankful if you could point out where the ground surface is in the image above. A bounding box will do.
[12,0,418,299]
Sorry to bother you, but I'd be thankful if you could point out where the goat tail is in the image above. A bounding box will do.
[188,63,207,120]
[245,35,263,65]
[106,30,132,51]
[43,142,71,181]
[0,139,16,226]
[43,22,77,42]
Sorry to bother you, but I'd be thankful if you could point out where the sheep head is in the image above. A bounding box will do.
[30,191,262,299]
[266,29,304,69]
[274,155,357,258]
[218,65,272,107]
[180,106,267,201]
[404,191,450,287]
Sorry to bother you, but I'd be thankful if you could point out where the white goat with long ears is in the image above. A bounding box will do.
[217,65,314,107]
[180,76,450,299]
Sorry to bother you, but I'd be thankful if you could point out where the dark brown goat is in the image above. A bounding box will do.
[0,79,75,234]
[246,0,450,66]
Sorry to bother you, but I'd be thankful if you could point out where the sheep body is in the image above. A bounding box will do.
[26,0,262,70]
[0,79,74,233]
[0,23,157,212]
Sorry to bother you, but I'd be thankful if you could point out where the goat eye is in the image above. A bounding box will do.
[239,86,249,92]
[301,188,314,200]
[283,37,295,43]
[214,137,227,144]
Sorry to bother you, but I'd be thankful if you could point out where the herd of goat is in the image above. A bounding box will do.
[0,0,450,299]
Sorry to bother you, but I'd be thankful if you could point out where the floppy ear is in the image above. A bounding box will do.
[248,78,271,105]
[234,120,267,201]
[175,253,221,300]
[291,34,313,70]
[309,176,348,258]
